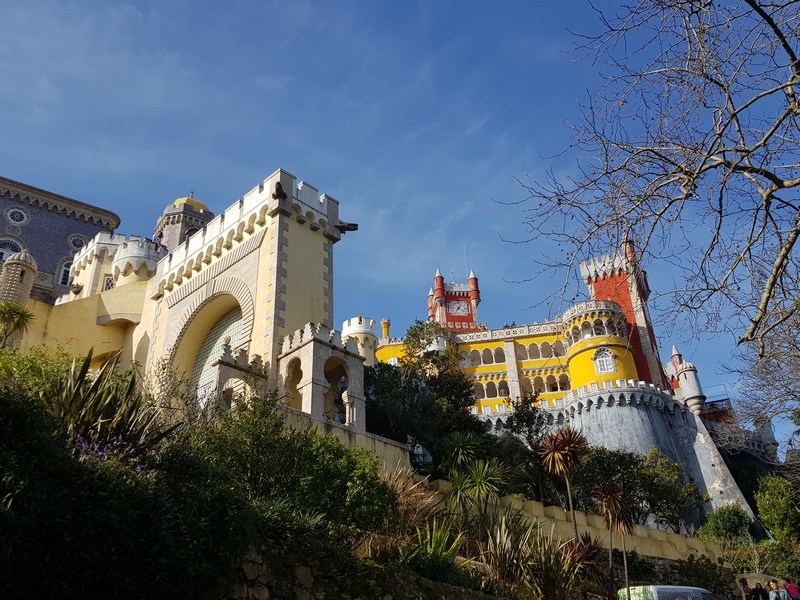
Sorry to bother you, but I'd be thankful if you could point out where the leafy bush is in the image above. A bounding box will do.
[0,389,254,599]
[193,393,398,545]
[697,503,753,547]
[756,475,800,542]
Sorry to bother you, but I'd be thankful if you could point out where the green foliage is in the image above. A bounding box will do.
[0,345,76,401]
[573,447,707,533]
[398,519,477,588]
[759,541,800,581]
[364,320,490,471]
[697,503,753,547]
[0,389,254,599]
[291,434,398,538]
[47,350,180,452]
[504,392,547,450]
[612,549,656,584]
[756,475,800,542]
[0,299,34,347]
[194,394,397,545]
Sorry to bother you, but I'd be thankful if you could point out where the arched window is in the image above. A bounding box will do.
[553,340,565,357]
[470,349,481,366]
[515,344,528,361]
[0,238,22,260]
[482,348,494,365]
[494,347,505,363]
[540,342,552,358]
[593,320,605,336]
[593,348,616,374]
[528,343,540,359]
[486,381,498,398]
[59,261,72,286]
[474,382,486,399]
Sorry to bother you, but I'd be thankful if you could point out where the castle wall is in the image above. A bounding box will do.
[279,405,410,469]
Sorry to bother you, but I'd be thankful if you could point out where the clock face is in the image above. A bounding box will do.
[448,300,469,316]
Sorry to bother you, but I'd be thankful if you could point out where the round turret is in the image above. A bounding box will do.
[112,236,168,286]
[676,359,705,415]
[341,316,379,366]
[561,299,638,391]
[0,249,38,304]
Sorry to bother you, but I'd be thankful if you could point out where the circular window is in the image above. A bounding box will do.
[6,208,28,225]
[69,235,87,250]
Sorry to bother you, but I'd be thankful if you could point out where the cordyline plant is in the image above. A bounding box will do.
[46,349,180,453]
[540,426,589,539]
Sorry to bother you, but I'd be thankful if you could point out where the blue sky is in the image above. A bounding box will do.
[0,0,740,397]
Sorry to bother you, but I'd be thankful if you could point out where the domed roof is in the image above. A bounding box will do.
[172,194,209,213]
[5,249,37,270]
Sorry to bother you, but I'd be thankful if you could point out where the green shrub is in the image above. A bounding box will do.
[0,389,254,599]
[697,503,753,547]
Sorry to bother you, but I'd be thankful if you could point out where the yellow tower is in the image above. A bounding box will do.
[562,299,639,391]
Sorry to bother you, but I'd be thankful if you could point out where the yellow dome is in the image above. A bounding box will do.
[173,195,209,213]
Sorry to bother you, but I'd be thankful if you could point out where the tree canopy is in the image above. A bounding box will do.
[519,0,800,350]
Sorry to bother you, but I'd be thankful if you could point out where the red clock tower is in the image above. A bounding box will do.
[427,268,486,332]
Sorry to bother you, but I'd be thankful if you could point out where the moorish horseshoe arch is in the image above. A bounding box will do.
[163,276,256,367]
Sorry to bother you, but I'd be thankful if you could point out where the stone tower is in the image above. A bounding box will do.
[154,193,215,253]
[0,250,38,304]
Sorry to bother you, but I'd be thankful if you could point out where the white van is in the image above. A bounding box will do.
[619,585,720,600]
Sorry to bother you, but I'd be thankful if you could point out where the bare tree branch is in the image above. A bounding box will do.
[521,0,800,348]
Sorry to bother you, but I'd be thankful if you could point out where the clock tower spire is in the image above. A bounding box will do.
[429,268,485,332]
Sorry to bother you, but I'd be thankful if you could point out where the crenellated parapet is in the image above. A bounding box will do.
[579,252,629,281]
[280,322,359,357]
[112,237,168,280]
[152,169,350,300]
[71,232,134,276]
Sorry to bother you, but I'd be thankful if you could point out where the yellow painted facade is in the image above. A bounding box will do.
[371,298,642,416]
[7,169,354,422]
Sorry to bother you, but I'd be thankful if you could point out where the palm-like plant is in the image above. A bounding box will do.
[0,300,34,348]
[523,526,605,600]
[540,426,588,539]
[595,481,636,600]
[48,349,180,452]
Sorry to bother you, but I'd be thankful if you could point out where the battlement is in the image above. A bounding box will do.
[72,233,159,275]
[279,322,358,357]
[579,251,628,281]
[154,169,345,297]
[112,237,168,278]
[341,316,378,339]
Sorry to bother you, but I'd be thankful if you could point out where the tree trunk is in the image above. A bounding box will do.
[565,475,578,539]
[622,535,630,600]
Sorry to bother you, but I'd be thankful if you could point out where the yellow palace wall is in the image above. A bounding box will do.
[375,330,641,415]
[22,281,148,367]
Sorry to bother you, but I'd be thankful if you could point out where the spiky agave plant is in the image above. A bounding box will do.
[523,527,606,600]
[480,513,538,596]
[47,349,180,454]
[540,426,588,539]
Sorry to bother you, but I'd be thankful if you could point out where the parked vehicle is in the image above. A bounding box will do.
[620,586,719,600]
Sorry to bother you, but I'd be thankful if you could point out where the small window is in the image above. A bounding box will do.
[6,209,28,225]
[388,357,399,366]
[69,234,87,251]
[59,261,72,286]
[103,276,115,291]
[593,348,616,374]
